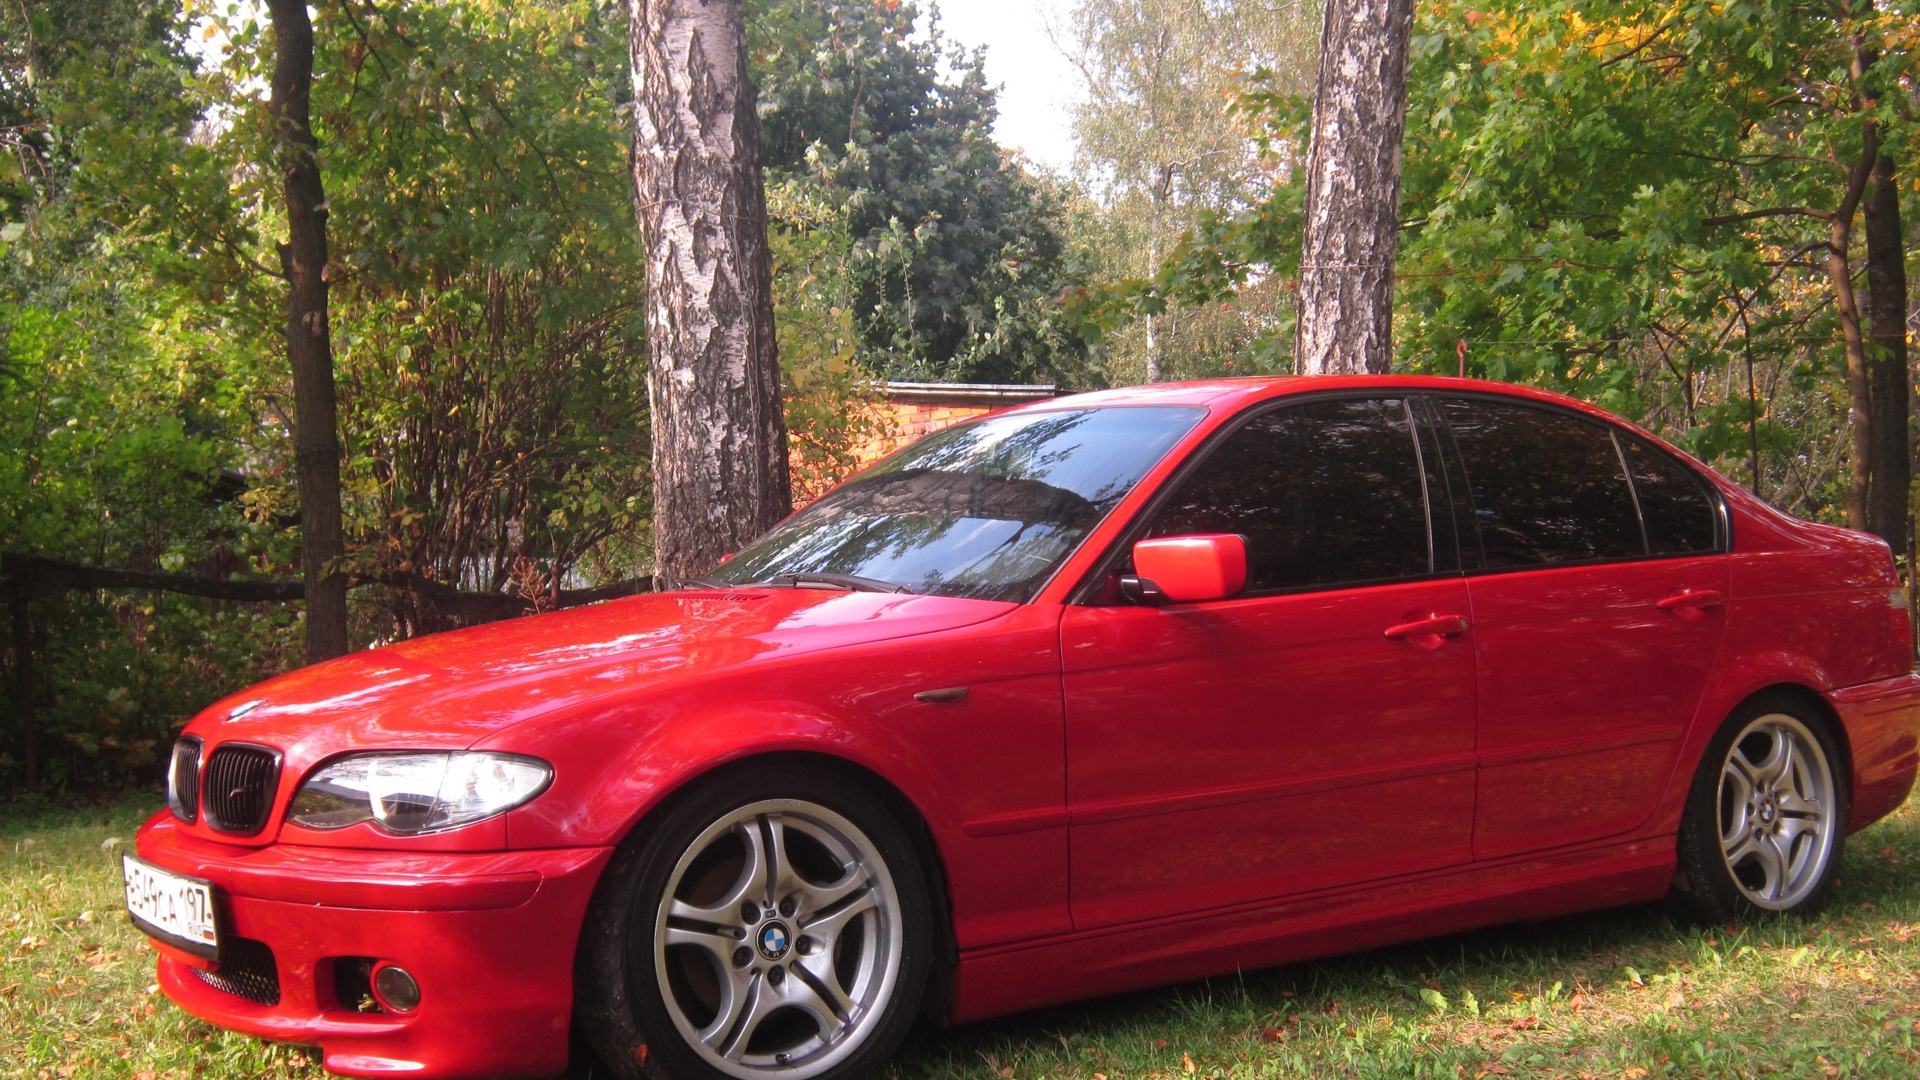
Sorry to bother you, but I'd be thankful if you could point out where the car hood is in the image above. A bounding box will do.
[188,588,1018,760]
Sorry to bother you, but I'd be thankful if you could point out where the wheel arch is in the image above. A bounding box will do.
[594,748,962,1021]
[1712,683,1854,798]
[1654,669,1854,840]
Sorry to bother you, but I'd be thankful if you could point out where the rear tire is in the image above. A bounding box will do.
[578,763,932,1080]
[1673,693,1848,922]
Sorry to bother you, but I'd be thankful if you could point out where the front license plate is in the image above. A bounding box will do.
[123,854,220,959]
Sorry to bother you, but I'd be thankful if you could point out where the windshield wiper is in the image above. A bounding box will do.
[763,572,907,593]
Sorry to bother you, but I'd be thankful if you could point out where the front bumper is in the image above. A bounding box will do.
[136,813,612,1079]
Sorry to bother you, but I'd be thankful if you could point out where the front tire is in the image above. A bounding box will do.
[1674,693,1848,922]
[578,764,932,1080]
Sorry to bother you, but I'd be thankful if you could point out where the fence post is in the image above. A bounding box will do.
[8,575,35,792]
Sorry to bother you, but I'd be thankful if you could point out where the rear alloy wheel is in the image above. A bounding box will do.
[580,767,931,1080]
[1675,696,1847,921]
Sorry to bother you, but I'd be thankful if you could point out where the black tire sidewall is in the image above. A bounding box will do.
[1674,692,1849,923]
[579,764,933,1080]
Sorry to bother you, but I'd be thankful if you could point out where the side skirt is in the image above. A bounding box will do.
[949,836,1675,1023]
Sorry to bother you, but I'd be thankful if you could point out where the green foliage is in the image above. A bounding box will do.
[768,175,886,502]
[0,2,297,791]
[301,0,652,627]
[0,0,193,220]
[1065,0,1319,382]
[1084,0,1917,522]
[754,0,1090,385]
[1,0,653,787]
[1392,0,1915,516]
[75,0,655,633]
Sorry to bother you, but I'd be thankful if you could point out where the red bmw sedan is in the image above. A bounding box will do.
[128,376,1920,1080]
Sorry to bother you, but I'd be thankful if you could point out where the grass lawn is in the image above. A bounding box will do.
[4,793,1917,1080]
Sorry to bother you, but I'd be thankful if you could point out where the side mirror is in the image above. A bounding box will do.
[1126,534,1248,604]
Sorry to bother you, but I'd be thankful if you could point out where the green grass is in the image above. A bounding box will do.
[5,794,1917,1079]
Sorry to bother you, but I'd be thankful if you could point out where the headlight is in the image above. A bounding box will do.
[287,752,553,835]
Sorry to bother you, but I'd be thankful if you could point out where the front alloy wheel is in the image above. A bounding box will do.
[579,766,931,1080]
[655,800,902,1077]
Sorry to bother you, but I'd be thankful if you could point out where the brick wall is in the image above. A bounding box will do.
[789,383,1058,504]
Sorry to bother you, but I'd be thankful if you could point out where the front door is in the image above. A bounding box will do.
[1061,396,1479,930]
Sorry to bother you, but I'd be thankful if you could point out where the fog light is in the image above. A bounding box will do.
[370,962,421,1013]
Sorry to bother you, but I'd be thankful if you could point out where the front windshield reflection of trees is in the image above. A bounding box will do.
[712,407,1205,601]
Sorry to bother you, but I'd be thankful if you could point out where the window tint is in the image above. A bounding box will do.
[1624,437,1719,554]
[1440,398,1642,567]
[1146,398,1431,592]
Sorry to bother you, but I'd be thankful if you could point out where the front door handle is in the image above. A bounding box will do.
[1657,589,1725,613]
[1384,614,1471,640]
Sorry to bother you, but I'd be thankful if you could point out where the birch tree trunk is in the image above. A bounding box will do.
[629,0,790,583]
[1863,150,1911,553]
[267,0,349,663]
[1294,0,1416,376]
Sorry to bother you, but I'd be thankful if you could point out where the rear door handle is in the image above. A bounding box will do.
[1657,589,1725,612]
[1384,614,1471,640]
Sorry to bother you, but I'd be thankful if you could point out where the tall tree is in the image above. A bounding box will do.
[630,0,790,582]
[1068,0,1319,383]
[1858,0,1911,553]
[1295,0,1416,375]
[754,0,1087,385]
[266,0,348,662]
[1864,149,1910,554]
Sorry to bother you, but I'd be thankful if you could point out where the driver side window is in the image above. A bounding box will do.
[1146,397,1433,594]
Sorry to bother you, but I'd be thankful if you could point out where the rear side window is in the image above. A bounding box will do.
[1146,397,1432,592]
[1623,437,1719,554]
[1439,398,1642,567]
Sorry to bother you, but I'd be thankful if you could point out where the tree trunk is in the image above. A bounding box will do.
[1294,0,1416,376]
[1864,151,1911,553]
[1832,211,1873,532]
[1833,22,1881,534]
[629,0,790,583]
[267,0,349,663]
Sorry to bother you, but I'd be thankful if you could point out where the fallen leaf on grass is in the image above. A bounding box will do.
[1182,1053,1196,1074]
[1508,1016,1538,1030]
[1621,1069,1648,1080]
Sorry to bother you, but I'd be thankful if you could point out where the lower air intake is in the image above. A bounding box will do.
[191,937,281,1006]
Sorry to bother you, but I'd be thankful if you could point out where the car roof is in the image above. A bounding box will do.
[1002,375,1630,427]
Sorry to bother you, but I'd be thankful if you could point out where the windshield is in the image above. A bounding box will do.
[709,406,1205,602]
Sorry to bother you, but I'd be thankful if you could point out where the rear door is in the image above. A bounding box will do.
[1432,396,1730,859]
